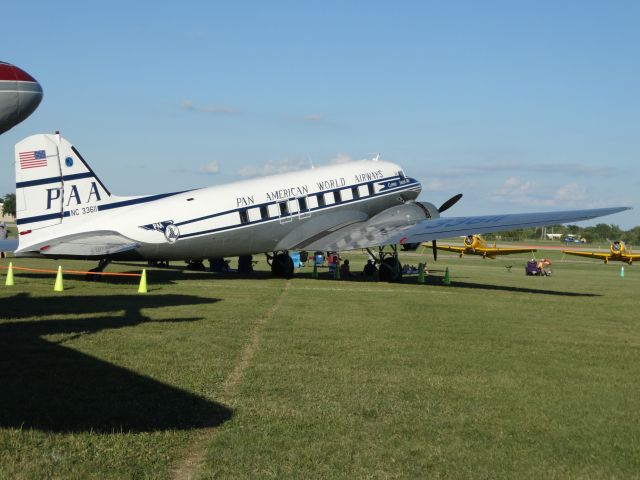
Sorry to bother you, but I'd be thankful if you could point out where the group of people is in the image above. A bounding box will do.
[324,251,379,280]
[336,258,378,279]
[526,258,552,276]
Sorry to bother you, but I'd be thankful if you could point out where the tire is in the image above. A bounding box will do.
[272,253,294,278]
[379,257,402,283]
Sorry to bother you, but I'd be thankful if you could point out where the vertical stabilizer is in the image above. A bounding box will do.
[15,133,111,233]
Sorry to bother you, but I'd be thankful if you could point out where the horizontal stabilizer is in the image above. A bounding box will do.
[15,231,139,258]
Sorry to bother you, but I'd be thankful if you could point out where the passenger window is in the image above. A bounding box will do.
[239,209,249,224]
[298,197,308,211]
[368,183,375,196]
[279,201,289,216]
[260,205,269,220]
[317,194,326,207]
[334,190,342,203]
[351,186,360,200]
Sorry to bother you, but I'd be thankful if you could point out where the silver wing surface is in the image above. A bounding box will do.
[301,205,630,252]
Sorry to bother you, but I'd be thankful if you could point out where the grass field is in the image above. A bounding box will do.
[1,246,639,479]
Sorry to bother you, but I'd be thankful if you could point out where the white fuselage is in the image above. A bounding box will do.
[17,159,422,260]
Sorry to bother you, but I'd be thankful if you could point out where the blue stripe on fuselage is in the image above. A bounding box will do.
[15,177,419,229]
[16,172,96,189]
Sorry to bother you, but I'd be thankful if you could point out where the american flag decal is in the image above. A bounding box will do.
[19,150,48,169]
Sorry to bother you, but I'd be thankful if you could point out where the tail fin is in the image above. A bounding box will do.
[15,133,111,233]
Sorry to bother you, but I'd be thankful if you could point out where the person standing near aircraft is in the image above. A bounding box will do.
[0,222,7,258]
[363,259,377,277]
[340,259,354,279]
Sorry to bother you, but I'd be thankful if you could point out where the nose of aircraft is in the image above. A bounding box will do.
[0,61,43,134]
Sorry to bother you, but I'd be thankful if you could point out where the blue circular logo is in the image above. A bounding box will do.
[65,157,74,167]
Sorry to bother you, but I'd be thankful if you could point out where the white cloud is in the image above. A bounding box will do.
[202,161,220,174]
[424,178,448,192]
[490,177,593,207]
[554,183,586,202]
[328,153,354,165]
[490,177,554,207]
[181,100,241,115]
[435,161,613,179]
[237,158,308,177]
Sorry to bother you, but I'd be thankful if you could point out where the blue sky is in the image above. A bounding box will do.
[2,1,638,228]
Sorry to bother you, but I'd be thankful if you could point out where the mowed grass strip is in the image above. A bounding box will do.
[0,258,286,479]
[199,254,640,479]
[1,254,639,479]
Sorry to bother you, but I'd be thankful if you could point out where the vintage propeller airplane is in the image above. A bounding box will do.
[0,132,630,282]
[563,240,639,264]
[430,234,536,259]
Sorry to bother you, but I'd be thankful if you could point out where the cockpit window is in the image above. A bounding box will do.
[398,170,406,180]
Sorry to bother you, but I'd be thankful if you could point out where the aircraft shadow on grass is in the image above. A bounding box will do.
[0,293,233,433]
[6,262,600,297]
[418,276,600,297]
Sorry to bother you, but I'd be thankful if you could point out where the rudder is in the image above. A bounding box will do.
[15,133,111,233]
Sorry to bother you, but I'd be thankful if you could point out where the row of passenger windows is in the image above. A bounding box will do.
[238,183,377,224]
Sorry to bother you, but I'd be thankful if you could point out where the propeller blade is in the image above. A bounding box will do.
[432,240,438,261]
[438,193,463,213]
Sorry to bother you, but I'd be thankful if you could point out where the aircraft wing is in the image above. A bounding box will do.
[481,247,536,256]
[562,250,611,260]
[301,206,630,252]
[434,245,467,254]
[15,231,140,258]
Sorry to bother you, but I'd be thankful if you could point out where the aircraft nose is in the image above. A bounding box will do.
[0,62,43,134]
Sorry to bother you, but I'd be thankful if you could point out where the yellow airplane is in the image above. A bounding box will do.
[431,235,537,259]
[563,240,640,264]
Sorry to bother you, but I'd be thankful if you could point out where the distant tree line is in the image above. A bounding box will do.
[1,193,16,217]
[485,223,640,245]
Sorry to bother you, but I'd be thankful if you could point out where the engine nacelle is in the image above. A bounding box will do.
[416,201,441,220]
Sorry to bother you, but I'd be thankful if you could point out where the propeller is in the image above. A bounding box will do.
[438,193,463,214]
[431,193,463,261]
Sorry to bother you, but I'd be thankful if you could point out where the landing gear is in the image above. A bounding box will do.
[87,258,111,281]
[380,256,402,282]
[266,251,294,278]
[367,245,403,283]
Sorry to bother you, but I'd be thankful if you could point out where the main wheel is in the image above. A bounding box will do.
[379,257,402,283]
[271,253,294,278]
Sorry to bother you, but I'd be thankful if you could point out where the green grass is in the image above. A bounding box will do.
[1,250,639,479]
